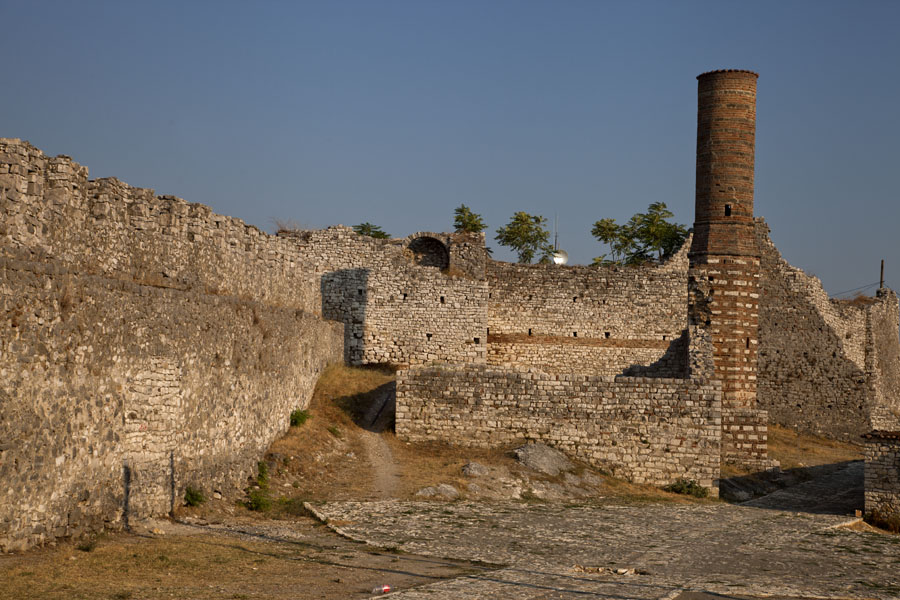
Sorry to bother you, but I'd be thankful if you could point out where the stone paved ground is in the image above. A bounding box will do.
[307,499,900,599]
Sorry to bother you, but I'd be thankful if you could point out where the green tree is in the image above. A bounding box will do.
[453,204,486,233]
[495,212,553,264]
[591,202,688,266]
[353,222,390,239]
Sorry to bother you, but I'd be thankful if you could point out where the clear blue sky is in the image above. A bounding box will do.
[2,0,898,295]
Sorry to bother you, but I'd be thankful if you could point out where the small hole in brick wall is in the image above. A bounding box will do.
[725,204,732,216]
[486,327,490,335]
[440,296,445,304]
[426,333,432,340]
[528,328,532,336]
[663,335,667,341]
[709,275,715,281]
[474,337,480,344]
[605,332,610,338]
[528,295,532,300]
[573,296,577,302]
[402,293,407,300]
[573,331,578,338]
[358,289,363,296]
[746,337,750,349]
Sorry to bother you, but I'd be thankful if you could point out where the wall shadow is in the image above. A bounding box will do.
[621,330,689,378]
[321,269,369,365]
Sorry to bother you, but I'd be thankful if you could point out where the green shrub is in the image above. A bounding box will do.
[247,489,271,512]
[184,485,206,507]
[290,409,310,427]
[662,478,709,498]
[76,539,96,552]
[865,508,900,533]
[257,461,269,488]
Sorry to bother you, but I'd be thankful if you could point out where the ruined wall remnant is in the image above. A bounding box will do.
[864,431,900,517]
[0,139,343,552]
[756,219,900,440]
[396,365,722,492]
[283,228,489,366]
[688,69,768,466]
[486,243,689,375]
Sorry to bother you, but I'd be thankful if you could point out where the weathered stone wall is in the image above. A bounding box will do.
[485,242,689,373]
[756,219,900,440]
[0,140,344,552]
[0,139,320,312]
[863,432,900,517]
[0,257,342,552]
[284,227,489,366]
[396,364,722,492]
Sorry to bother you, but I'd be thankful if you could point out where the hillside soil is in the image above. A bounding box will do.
[0,366,877,600]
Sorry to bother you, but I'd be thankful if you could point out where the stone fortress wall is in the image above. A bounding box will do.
[4,68,900,550]
[863,431,900,517]
[0,139,344,552]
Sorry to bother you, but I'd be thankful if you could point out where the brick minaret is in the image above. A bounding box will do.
[688,69,768,465]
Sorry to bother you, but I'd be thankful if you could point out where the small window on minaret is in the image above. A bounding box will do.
[724,204,732,217]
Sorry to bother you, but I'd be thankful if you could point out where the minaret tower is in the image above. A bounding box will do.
[689,69,768,465]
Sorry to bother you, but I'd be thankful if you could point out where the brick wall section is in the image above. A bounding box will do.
[755,219,900,439]
[0,257,343,552]
[396,365,722,492]
[689,70,767,465]
[863,432,900,517]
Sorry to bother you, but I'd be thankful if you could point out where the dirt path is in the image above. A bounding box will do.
[359,382,399,499]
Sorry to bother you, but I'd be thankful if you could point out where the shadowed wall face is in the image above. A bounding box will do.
[689,70,766,464]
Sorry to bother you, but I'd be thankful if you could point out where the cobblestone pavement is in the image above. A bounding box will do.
[306,500,900,599]
[742,461,865,514]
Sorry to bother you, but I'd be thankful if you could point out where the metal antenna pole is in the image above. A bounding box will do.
[881,259,885,289]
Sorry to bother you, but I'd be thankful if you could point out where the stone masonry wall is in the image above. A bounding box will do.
[396,364,722,492]
[0,140,345,551]
[863,432,900,517]
[756,220,900,440]
[0,139,321,313]
[486,241,689,374]
[284,228,489,366]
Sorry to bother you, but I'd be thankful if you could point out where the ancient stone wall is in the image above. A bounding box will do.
[756,220,899,440]
[396,364,722,492]
[864,431,900,517]
[0,139,320,313]
[0,140,344,551]
[284,227,489,366]
[485,242,689,374]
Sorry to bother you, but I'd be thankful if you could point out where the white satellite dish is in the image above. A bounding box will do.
[552,249,569,265]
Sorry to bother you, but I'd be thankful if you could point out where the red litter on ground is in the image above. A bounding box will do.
[371,584,392,594]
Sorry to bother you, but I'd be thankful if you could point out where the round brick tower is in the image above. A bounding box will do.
[688,69,768,466]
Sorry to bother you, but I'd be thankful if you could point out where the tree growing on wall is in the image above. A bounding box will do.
[495,212,553,264]
[453,204,487,233]
[591,202,688,266]
[353,222,391,239]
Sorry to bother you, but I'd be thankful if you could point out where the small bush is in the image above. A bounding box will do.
[290,409,310,427]
[76,538,96,552]
[247,489,271,512]
[257,461,269,488]
[865,508,900,533]
[184,486,206,507]
[662,478,709,498]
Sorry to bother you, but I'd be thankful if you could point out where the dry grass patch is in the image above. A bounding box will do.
[767,424,862,470]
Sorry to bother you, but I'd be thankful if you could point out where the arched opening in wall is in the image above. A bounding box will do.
[406,236,450,269]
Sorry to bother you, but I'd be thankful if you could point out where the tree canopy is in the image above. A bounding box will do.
[453,204,486,233]
[353,222,390,239]
[591,202,688,266]
[495,212,553,264]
